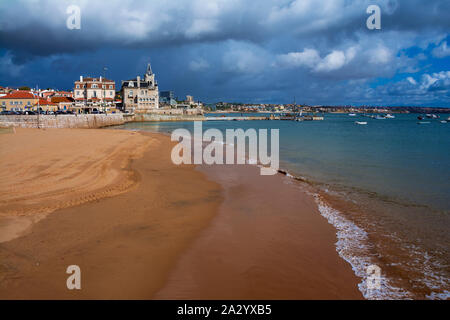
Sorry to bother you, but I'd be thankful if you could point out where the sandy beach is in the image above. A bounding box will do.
[0,128,361,299]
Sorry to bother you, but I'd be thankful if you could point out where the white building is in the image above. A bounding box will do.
[121,63,159,113]
[73,76,116,111]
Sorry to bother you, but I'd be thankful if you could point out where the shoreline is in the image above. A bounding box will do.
[1,128,362,299]
[276,166,450,300]
[126,117,449,300]
[155,164,362,299]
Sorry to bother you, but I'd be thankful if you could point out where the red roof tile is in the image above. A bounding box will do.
[51,97,74,103]
[35,98,56,106]
[0,90,35,99]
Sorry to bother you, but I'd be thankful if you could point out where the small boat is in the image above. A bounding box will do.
[385,114,395,119]
[417,116,424,120]
[426,114,439,119]
[417,121,431,124]
[295,110,304,121]
[440,120,448,124]
[348,113,357,116]
[355,121,367,125]
[375,115,385,119]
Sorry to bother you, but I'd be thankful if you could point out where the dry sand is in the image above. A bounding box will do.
[0,128,362,299]
[0,128,151,242]
[0,128,222,299]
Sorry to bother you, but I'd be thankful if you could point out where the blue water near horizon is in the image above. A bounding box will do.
[118,113,450,211]
[114,113,450,298]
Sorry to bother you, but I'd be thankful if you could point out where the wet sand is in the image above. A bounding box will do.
[155,165,362,299]
[0,128,362,299]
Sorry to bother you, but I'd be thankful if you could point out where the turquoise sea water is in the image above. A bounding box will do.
[115,113,450,299]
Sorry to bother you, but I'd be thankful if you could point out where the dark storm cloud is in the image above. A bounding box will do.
[0,0,449,106]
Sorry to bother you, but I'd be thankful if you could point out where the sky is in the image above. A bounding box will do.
[0,0,449,107]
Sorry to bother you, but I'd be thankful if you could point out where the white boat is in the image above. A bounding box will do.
[417,121,431,124]
[348,113,357,116]
[355,121,367,125]
[385,114,395,119]
[440,120,448,124]
[375,115,385,119]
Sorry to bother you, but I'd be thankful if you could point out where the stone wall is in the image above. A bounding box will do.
[0,111,206,129]
[0,114,126,129]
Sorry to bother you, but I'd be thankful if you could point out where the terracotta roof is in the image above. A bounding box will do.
[51,97,74,103]
[35,98,56,106]
[0,90,35,99]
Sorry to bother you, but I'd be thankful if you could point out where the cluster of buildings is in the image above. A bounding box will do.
[1,62,203,114]
[213,102,417,114]
[0,87,75,113]
[215,102,292,113]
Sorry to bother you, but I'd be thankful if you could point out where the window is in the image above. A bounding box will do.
[76,85,80,88]
[110,91,113,96]
[109,85,113,89]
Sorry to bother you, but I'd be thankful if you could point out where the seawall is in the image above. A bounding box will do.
[0,114,126,129]
[0,112,206,129]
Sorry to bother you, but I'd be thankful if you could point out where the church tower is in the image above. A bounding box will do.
[145,62,155,85]
[121,61,159,113]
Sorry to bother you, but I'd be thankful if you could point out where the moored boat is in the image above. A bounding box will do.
[355,121,367,125]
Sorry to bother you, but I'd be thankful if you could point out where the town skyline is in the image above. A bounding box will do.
[1,0,449,107]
